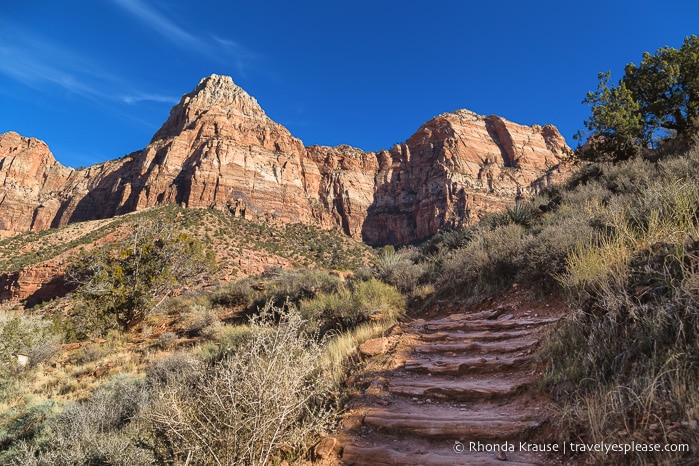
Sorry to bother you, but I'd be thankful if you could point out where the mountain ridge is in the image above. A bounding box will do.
[0,74,572,245]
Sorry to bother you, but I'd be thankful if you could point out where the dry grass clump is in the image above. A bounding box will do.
[542,147,699,464]
[320,321,390,389]
[374,246,425,294]
[300,278,404,338]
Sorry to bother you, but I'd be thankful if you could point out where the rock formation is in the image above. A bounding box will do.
[0,132,73,237]
[0,74,571,246]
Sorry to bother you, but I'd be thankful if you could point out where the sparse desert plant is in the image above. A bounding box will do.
[146,304,333,465]
[4,376,154,465]
[157,332,178,350]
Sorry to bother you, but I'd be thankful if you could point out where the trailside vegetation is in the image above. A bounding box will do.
[576,35,699,159]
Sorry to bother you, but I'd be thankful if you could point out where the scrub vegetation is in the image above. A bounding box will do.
[2,34,699,465]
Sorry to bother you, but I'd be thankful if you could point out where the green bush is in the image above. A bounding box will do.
[439,223,528,300]
[66,220,215,336]
[300,278,404,337]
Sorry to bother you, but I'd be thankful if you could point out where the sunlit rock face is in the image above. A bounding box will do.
[0,74,571,245]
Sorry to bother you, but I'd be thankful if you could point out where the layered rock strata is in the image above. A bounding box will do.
[0,74,571,245]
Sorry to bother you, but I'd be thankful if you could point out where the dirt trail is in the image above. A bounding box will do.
[330,290,565,465]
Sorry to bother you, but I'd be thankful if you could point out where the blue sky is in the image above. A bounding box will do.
[1,1,698,168]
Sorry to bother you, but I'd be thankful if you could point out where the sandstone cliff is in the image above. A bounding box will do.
[0,74,571,247]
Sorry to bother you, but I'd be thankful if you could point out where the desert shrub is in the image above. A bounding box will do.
[517,214,596,292]
[146,304,332,465]
[74,343,109,365]
[300,278,404,337]
[374,247,425,293]
[183,304,218,337]
[157,332,177,350]
[0,401,58,462]
[162,292,212,316]
[351,265,375,282]
[210,277,256,307]
[193,324,252,362]
[436,227,475,251]
[145,352,203,390]
[7,376,154,465]
[26,335,61,369]
[599,157,655,195]
[248,269,342,311]
[0,312,61,374]
[438,223,528,300]
[505,202,540,227]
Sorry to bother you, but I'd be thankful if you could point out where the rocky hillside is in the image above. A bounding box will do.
[0,74,571,245]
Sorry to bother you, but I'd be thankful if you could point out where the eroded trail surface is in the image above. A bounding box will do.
[330,291,564,465]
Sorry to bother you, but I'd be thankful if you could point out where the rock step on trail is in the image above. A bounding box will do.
[329,299,562,465]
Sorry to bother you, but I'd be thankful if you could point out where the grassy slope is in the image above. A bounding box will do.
[0,205,372,277]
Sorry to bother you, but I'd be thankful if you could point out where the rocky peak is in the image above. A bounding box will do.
[0,75,572,246]
[151,74,269,141]
[0,132,71,188]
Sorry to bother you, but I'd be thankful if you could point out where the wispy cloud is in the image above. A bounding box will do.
[0,22,178,108]
[0,37,103,99]
[120,93,179,105]
[110,0,257,75]
[110,0,205,52]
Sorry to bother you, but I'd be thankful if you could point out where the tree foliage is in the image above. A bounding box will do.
[577,34,699,159]
[67,220,215,335]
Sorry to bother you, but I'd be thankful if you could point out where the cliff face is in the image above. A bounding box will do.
[0,74,571,246]
[360,110,570,244]
[0,132,74,236]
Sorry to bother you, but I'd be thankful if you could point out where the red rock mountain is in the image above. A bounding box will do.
[0,74,571,245]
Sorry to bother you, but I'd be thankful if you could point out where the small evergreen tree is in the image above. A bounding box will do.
[67,220,214,335]
[576,34,699,159]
